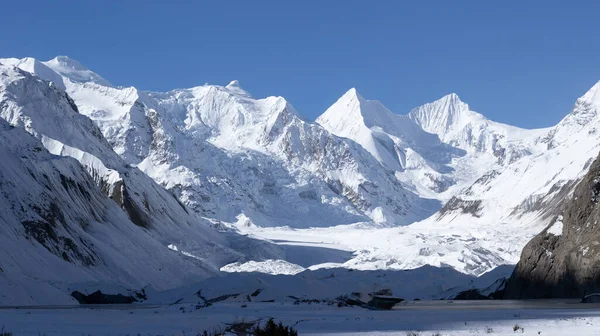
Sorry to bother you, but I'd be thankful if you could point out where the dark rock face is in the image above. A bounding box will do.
[438,197,483,219]
[366,296,404,310]
[505,153,600,299]
[453,289,492,300]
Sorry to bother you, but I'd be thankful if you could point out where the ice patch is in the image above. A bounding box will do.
[371,207,387,223]
[547,216,564,236]
[220,259,306,275]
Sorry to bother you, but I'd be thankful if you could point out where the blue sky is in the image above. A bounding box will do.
[1,1,598,128]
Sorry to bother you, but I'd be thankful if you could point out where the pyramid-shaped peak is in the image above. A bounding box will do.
[410,93,471,116]
[317,87,403,134]
[422,93,468,111]
[440,92,462,103]
[338,87,366,102]
[408,93,484,138]
[317,88,364,128]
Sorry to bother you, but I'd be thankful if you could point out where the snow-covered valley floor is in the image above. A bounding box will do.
[2,302,600,335]
[228,216,542,276]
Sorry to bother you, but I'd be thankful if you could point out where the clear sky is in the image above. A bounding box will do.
[1,1,599,128]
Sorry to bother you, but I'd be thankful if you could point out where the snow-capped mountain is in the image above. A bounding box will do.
[407,93,540,160]
[505,83,600,297]
[317,89,462,199]
[318,89,548,201]
[329,81,600,275]
[6,56,441,227]
[0,62,284,304]
[3,55,600,284]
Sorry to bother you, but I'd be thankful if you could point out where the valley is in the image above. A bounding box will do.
[0,55,599,322]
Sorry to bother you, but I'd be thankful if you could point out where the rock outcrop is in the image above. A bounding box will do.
[505,152,600,298]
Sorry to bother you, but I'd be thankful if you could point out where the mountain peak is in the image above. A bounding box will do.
[552,80,600,132]
[407,93,478,137]
[424,93,467,112]
[580,80,600,106]
[440,92,462,104]
[316,88,367,130]
[0,57,66,90]
[339,87,364,102]
[49,56,89,71]
[223,79,251,97]
[43,56,111,87]
[319,88,400,127]
[317,87,410,153]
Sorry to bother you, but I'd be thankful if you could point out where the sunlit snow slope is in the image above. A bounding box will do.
[0,62,284,304]
[15,56,440,228]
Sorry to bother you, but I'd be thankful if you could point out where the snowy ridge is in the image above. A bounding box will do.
[34,62,440,227]
[342,82,600,274]
[0,57,66,90]
[44,56,112,86]
[0,116,212,304]
[407,93,474,137]
[0,63,284,304]
[317,88,437,171]
[317,88,463,199]
[407,93,546,161]
[2,55,600,290]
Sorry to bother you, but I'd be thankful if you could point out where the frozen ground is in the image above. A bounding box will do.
[2,301,600,335]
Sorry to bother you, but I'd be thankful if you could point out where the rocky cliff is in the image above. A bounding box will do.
[505,151,600,298]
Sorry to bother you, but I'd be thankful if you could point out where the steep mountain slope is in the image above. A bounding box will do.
[432,82,600,229]
[0,62,283,304]
[318,90,548,201]
[0,116,215,304]
[312,82,600,275]
[10,56,441,227]
[317,89,463,199]
[504,83,600,299]
[504,154,600,298]
[407,93,543,162]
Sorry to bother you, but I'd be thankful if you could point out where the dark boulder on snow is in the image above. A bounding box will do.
[452,289,491,300]
[366,296,405,310]
[71,290,137,304]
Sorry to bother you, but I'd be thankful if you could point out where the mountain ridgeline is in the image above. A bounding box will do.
[1,55,600,303]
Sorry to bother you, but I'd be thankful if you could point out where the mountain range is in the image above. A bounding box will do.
[1,55,599,303]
